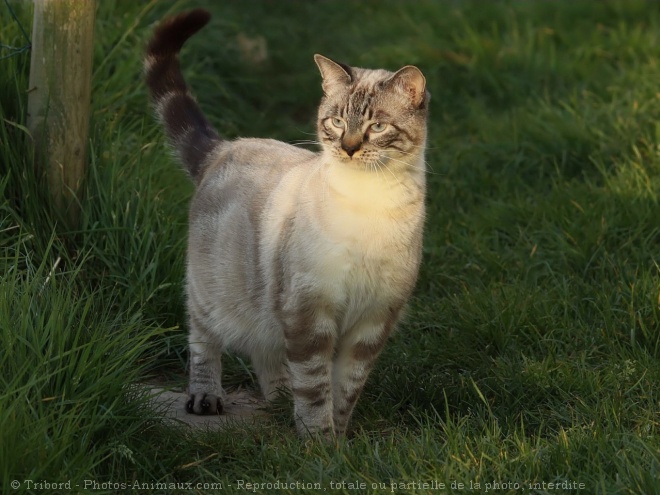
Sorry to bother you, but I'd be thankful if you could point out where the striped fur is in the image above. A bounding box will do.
[146,10,430,437]
[145,9,220,181]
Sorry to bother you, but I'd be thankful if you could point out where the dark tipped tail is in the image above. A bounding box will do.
[145,9,220,182]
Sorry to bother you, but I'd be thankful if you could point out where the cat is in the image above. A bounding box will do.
[145,9,429,437]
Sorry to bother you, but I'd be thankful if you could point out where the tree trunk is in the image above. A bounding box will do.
[27,0,95,228]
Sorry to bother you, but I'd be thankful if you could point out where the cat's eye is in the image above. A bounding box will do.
[370,122,387,133]
[330,117,345,129]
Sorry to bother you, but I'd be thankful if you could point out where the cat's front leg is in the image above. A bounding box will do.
[186,314,225,414]
[283,308,337,437]
[332,311,399,436]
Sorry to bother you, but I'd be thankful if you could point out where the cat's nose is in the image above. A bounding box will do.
[341,140,361,157]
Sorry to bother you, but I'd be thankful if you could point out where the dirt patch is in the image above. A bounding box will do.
[146,386,267,429]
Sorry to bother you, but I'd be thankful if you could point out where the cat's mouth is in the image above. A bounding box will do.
[335,154,373,170]
[327,146,399,173]
[332,148,377,166]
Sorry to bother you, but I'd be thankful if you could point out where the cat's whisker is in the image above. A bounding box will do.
[381,155,441,176]
[291,141,323,150]
[372,160,385,183]
[374,159,418,218]
[386,149,438,174]
[376,159,405,191]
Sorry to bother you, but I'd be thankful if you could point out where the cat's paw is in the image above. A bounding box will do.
[186,393,223,415]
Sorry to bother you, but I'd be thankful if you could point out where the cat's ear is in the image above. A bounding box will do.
[314,54,353,93]
[387,65,428,108]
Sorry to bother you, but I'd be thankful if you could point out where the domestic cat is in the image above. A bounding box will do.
[145,9,429,437]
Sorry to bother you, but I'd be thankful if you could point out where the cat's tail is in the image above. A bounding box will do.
[145,9,221,182]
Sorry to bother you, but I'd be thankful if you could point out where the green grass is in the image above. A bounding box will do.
[2,0,660,493]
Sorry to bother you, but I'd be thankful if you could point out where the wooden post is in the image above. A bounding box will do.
[27,0,95,228]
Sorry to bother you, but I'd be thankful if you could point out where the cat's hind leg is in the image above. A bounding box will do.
[186,313,225,414]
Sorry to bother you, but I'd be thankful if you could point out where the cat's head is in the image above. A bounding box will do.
[314,54,429,173]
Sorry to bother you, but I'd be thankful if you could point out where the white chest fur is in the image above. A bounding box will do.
[264,161,424,331]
